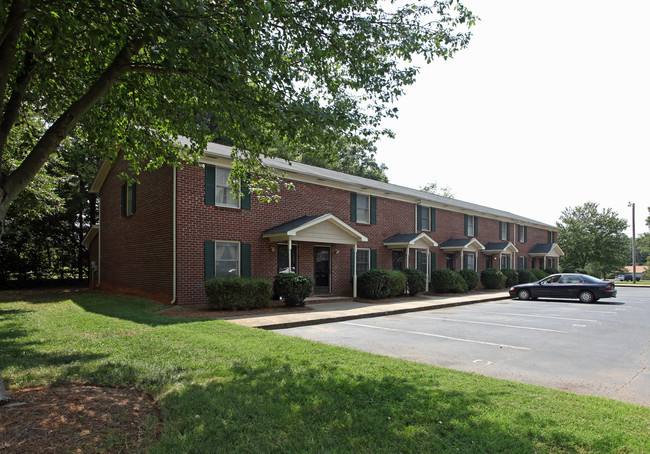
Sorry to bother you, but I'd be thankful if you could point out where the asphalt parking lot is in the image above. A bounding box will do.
[277,287,650,406]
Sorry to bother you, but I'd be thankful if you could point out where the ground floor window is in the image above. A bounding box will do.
[417,251,428,274]
[215,242,239,276]
[356,248,370,275]
[464,253,475,271]
[518,256,527,269]
[277,244,298,273]
[392,250,404,270]
[500,255,511,269]
[446,253,455,270]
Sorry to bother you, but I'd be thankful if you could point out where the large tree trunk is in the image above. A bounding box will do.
[0,371,10,405]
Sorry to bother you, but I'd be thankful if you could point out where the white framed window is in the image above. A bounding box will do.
[420,207,430,231]
[464,253,475,270]
[356,248,370,275]
[356,194,370,224]
[500,222,508,241]
[215,241,240,276]
[518,225,525,243]
[215,167,238,208]
[465,216,475,236]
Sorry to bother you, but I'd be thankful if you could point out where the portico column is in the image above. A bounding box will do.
[288,239,292,273]
[353,244,358,298]
[406,247,410,269]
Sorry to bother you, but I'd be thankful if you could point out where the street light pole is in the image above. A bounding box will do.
[628,202,636,284]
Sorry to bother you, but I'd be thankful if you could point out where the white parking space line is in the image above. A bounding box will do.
[342,322,531,350]
[402,314,568,333]
[461,310,598,323]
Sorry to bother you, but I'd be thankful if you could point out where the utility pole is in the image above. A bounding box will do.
[628,202,636,284]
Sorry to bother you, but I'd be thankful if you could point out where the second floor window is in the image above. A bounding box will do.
[518,225,527,243]
[356,194,370,224]
[215,167,237,207]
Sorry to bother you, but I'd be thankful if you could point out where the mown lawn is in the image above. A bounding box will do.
[1,291,649,453]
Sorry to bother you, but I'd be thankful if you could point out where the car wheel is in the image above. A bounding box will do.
[518,289,531,300]
[578,291,594,303]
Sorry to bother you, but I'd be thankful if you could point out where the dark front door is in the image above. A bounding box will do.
[314,246,331,294]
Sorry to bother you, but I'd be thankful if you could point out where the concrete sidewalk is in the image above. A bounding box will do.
[223,290,511,330]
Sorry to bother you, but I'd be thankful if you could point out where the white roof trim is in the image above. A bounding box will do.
[440,238,485,252]
[529,243,565,257]
[383,233,438,249]
[82,225,100,247]
[262,214,368,244]
[89,160,112,194]
[483,242,519,254]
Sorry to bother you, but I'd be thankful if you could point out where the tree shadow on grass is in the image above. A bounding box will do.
[153,357,587,453]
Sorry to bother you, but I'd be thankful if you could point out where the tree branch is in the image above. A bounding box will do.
[0,38,144,218]
[0,49,35,161]
[0,0,29,108]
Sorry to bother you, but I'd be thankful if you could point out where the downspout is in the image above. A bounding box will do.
[170,167,177,304]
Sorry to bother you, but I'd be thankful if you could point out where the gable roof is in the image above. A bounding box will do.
[439,238,485,251]
[484,242,519,254]
[529,243,564,256]
[383,232,438,248]
[262,214,368,244]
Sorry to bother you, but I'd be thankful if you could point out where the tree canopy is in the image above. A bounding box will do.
[557,202,629,278]
[420,181,454,198]
[0,0,476,234]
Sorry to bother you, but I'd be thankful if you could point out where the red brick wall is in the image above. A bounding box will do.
[97,161,174,303]
[95,159,558,305]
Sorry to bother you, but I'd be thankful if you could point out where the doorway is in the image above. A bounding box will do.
[313,246,331,294]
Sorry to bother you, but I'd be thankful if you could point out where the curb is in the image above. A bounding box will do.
[244,294,511,330]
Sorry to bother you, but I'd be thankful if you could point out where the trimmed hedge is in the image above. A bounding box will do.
[204,276,272,310]
[545,268,559,275]
[517,269,535,284]
[358,269,391,299]
[459,269,479,291]
[431,269,456,293]
[480,269,507,289]
[402,268,427,296]
[502,268,519,287]
[454,272,469,293]
[529,269,547,281]
[273,273,314,307]
[388,270,407,297]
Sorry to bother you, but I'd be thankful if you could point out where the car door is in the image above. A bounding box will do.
[535,275,562,298]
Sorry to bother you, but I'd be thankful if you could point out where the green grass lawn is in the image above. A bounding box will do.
[2,291,649,453]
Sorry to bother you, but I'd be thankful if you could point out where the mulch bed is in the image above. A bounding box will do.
[0,385,161,453]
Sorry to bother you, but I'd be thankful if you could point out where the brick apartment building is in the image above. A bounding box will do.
[84,142,563,305]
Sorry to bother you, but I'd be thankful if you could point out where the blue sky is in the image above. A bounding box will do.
[375,0,649,236]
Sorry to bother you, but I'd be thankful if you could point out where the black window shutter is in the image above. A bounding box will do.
[417,206,423,230]
[241,185,251,210]
[370,249,377,269]
[350,249,355,277]
[464,215,469,236]
[506,223,510,241]
[131,183,136,215]
[240,243,251,277]
[524,226,528,243]
[548,231,552,243]
[474,216,479,236]
[205,165,215,206]
[499,221,503,239]
[204,241,215,281]
[431,252,436,271]
[350,192,357,222]
[370,196,377,225]
[431,208,436,232]
[121,183,126,216]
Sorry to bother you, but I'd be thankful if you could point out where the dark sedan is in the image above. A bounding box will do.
[509,273,617,303]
